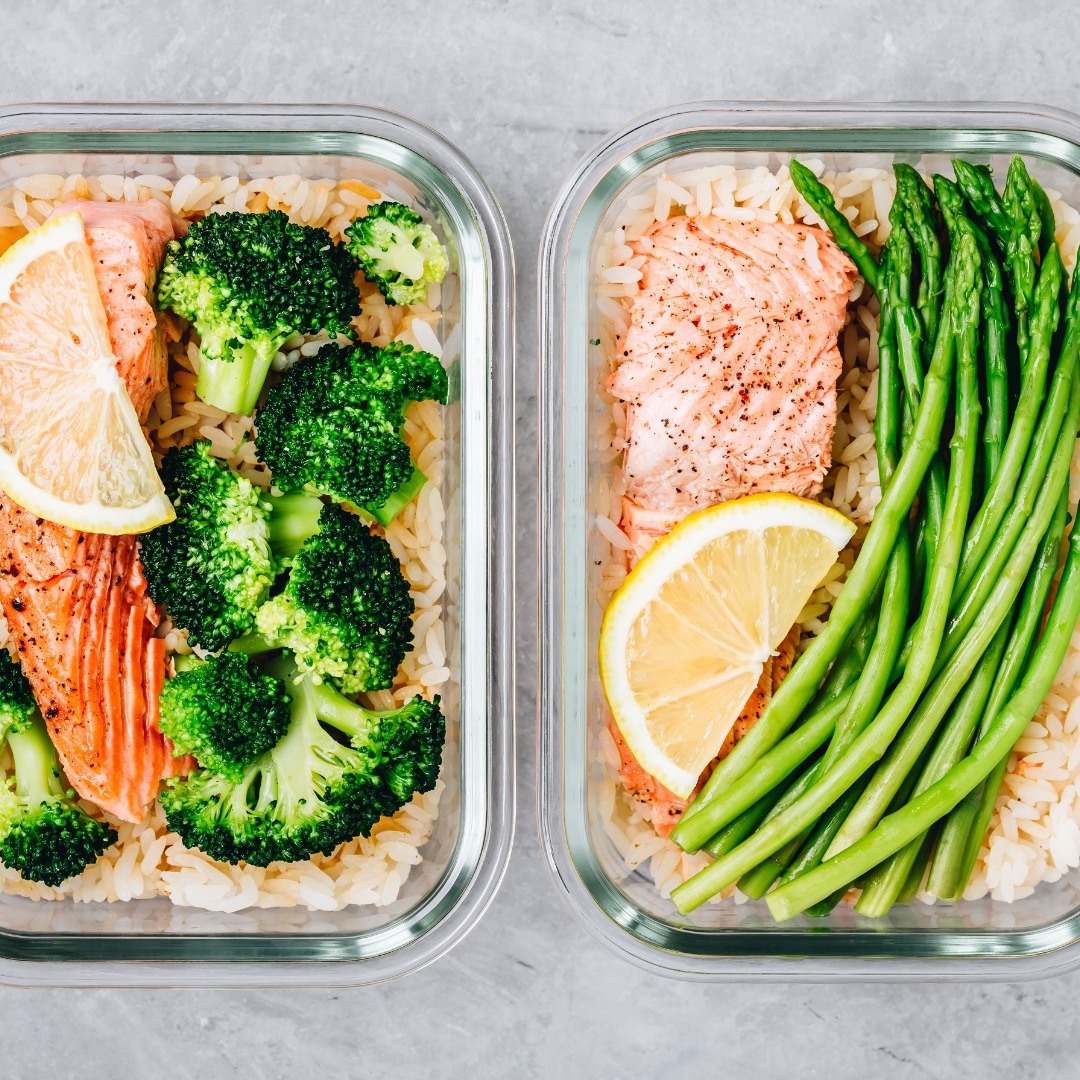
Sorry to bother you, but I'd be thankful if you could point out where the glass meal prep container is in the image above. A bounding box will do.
[538,100,1080,980]
[0,102,514,988]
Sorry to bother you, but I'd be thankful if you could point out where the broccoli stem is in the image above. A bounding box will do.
[196,339,279,416]
[227,633,277,657]
[362,466,428,527]
[265,490,325,560]
[7,714,65,805]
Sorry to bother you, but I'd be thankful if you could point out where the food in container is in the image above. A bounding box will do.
[0,103,512,988]
[539,101,1080,978]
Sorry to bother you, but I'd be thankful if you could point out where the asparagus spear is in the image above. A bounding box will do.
[894,164,943,351]
[926,493,1069,899]
[671,337,1076,913]
[971,218,1011,485]
[765,518,1080,923]
[888,195,946,602]
[1002,157,1041,369]
[674,690,848,836]
[700,778,792,861]
[854,619,1010,916]
[855,209,1015,915]
[824,358,1077,864]
[888,242,1069,678]
[952,243,1064,599]
[819,205,982,859]
[1032,178,1057,259]
[789,159,879,291]
[952,160,1012,240]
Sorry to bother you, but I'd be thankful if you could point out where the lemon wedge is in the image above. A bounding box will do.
[0,212,173,534]
[599,493,855,798]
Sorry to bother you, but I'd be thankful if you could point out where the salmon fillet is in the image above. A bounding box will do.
[604,215,852,825]
[0,201,189,822]
[608,216,855,552]
[47,199,186,421]
[0,509,191,820]
[611,627,798,837]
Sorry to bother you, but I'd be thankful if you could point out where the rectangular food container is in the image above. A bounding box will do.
[538,100,1080,980]
[0,101,514,987]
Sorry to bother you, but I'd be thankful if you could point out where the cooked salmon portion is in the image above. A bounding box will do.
[610,627,797,837]
[0,201,189,822]
[0,501,191,821]
[608,216,855,547]
[47,199,185,421]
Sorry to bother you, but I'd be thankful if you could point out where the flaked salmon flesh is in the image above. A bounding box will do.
[0,201,189,822]
[608,215,855,552]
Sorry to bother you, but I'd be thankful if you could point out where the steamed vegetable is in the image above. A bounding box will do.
[157,210,360,415]
[139,441,324,652]
[255,341,448,526]
[161,660,443,867]
[344,201,448,306]
[250,503,415,693]
[158,651,292,781]
[0,653,116,887]
[767,521,1080,921]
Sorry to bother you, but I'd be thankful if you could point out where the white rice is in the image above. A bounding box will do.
[595,158,1080,906]
[0,171,453,912]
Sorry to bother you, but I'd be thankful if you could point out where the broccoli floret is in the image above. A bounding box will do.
[255,341,448,524]
[157,210,361,415]
[140,441,325,651]
[252,504,414,693]
[344,200,448,306]
[160,664,444,867]
[0,712,117,887]
[159,652,292,781]
[0,651,35,743]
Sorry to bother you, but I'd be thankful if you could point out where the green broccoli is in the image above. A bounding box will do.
[157,210,361,415]
[344,200,448,306]
[249,503,414,693]
[0,650,35,744]
[254,341,448,525]
[0,685,116,888]
[159,651,292,781]
[160,662,444,867]
[140,441,325,652]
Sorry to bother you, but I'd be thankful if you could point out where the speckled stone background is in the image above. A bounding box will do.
[1,1,1080,1076]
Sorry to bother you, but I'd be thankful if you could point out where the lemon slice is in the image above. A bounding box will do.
[0,212,173,534]
[599,493,856,798]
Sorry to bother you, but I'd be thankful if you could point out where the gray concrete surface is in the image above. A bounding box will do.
[1,1,1080,1076]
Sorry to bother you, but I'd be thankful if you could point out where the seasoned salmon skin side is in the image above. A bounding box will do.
[0,201,189,822]
[47,199,187,422]
[0,505,191,822]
